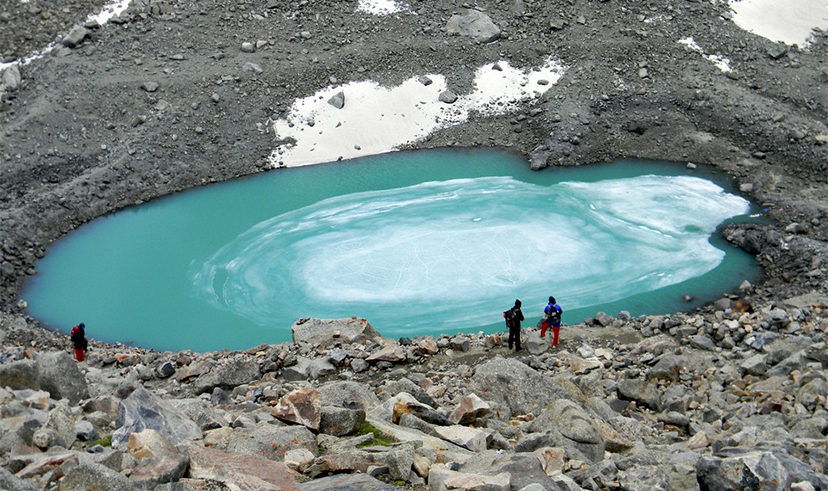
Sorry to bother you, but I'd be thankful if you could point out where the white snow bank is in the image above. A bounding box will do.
[267,58,565,168]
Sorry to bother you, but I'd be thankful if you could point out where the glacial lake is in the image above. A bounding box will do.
[22,149,763,352]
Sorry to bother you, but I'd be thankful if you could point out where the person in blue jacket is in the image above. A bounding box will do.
[540,296,563,347]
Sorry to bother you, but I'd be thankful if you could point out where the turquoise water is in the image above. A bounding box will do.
[22,149,764,352]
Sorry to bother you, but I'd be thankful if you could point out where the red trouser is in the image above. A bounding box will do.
[541,323,560,346]
[74,348,84,362]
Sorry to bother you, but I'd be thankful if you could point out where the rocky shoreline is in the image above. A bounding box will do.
[2,0,828,489]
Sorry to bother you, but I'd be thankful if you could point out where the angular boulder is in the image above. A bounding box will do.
[36,352,89,404]
[449,393,491,425]
[193,358,261,394]
[271,387,322,430]
[187,443,301,491]
[127,429,189,488]
[696,449,828,491]
[112,387,202,448]
[444,9,501,43]
[291,317,383,346]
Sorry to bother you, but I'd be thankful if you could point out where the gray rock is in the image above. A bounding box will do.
[696,449,828,491]
[796,378,828,408]
[593,312,614,327]
[282,356,336,381]
[617,464,670,491]
[155,361,175,378]
[0,466,38,491]
[386,443,416,481]
[327,91,345,109]
[466,357,581,418]
[689,334,717,351]
[61,26,89,48]
[320,406,365,436]
[298,473,407,490]
[1,64,21,91]
[438,90,458,104]
[225,425,317,461]
[112,387,202,448]
[765,351,807,377]
[193,358,261,393]
[444,9,501,43]
[617,379,661,411]
[318,380,381,411]
[75,420,98,441]
[292,317,383,346]
[59,462,138,490]
[36,352,89,404]
[141,81,159,92]
[242,62,263,74]
[741,354,768,376]
[0,359,39,391]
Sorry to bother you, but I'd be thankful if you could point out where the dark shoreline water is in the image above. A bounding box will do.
[22,149,764,352]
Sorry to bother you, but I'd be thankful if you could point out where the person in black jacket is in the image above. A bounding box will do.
[70,323,88,362]
[503,299,525,351]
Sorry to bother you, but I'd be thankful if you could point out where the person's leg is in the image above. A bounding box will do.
[74,348,84,362]
[552,325,560,347]
[541,322,548,337]
[508,329,514,349]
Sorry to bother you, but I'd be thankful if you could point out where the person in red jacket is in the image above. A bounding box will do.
[70,323,88,362]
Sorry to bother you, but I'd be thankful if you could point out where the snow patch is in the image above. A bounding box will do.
[267,57,565,168]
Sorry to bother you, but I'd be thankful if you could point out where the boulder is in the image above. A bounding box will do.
[449,393,491,425]
[432,425,488,452]
[188,443,301,491]
[61,25,89,48]
[224,425,317,460]
[1,64,21,92]
[58,462,138,491]
[298,472,407,490]
[428,463,510,491]
[318,380,381,411]
[444,9,501,43]
[0,466,38,491]
[112,387,202,448]
[36,352,89,404]
[282,356,336,381]
[271,387,322,430]
[127,429,189,488]
[319,406,365,436]
[291,317,383,345]
[0,359,39,392]
[366,344,406,363]
[193,358,261,394]
[466,357,581,418]
[696,449,828,491]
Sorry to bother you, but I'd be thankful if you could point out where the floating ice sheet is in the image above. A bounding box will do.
[192,175,750,335]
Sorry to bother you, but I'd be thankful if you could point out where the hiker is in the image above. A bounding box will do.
[70,323,88,362]
[503,299,525,351]
[540,296,563,347]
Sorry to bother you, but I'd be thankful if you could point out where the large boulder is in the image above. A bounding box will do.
[298,473,407,490]
[291,317,383,346]
[193,358,261,394]
[0,465,39,491]
[58,462,138,491]
[466,357,581,418]
[696,449,828,491]
[224,425,317,460]
[112,387,202,448]
[520,399,606,463]
[127,429,189,488]
[36,352,90,404]
[318,381,381,411]
[444,9,501,43]
[0,359,39,391]
[188,443,302,490]
[271,387,322,430]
